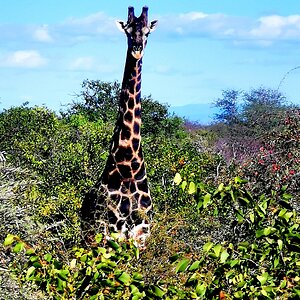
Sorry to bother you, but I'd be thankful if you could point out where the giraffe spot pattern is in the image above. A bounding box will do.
[82,20,154,248]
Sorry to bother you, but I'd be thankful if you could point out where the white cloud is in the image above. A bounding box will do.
[0,50,47,68]
[69,56,95,71]
[250,15,300,40]
[33,26,53,42]
[1,11,300,50]
[0,11,118,48]
[180,12,208,21]
[68,56,117,73]
[160,11,300,46]
[60,12,118,40]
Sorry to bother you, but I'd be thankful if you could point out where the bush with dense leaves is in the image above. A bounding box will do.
[4,178,299,299]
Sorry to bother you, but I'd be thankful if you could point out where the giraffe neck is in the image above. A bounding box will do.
[113,52,142,153]
[103,51,144,181]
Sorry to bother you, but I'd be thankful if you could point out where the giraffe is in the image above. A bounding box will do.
[81,6,157,249]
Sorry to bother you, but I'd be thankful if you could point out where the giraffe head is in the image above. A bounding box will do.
[116,6,158,60]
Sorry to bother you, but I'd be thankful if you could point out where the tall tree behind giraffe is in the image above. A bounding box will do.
[81,6,157,249]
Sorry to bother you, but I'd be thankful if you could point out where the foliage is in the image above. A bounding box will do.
[64,79,182,137]
[64,80,120,123]
[239,108,300,199]
[213,89,241,125]
[1,81,300,299]
[241,87,287,130]
[0,104,59,166]
[212,87,290,163]
[172,176,300,299]
[4,233,180,300]
[4,179,299,299]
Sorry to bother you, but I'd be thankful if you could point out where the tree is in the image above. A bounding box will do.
[213,89,241,125]
[64,79,184,137]
[241,87,287,135]
[63,80,120,123]
[212,87,290,163]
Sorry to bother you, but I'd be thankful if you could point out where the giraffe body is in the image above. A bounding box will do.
[81,6,157,248]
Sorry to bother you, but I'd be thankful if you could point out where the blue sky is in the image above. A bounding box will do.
[1,0,300,120]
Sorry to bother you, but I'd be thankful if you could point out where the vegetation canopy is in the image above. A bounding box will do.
[0,81,299,299]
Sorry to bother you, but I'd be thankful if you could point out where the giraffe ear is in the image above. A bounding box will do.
[149,20,158,33]
[116,20,126,32]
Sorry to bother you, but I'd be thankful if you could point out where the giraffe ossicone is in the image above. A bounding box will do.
[81,6,157,249]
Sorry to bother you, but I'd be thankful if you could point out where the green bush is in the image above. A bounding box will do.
[4,178,299,299]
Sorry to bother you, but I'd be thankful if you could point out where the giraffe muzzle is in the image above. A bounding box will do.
[132,46,144,59]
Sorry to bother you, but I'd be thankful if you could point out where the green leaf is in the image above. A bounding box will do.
[118,272,131,286]
[130,284,140,295]
[4,234,15,246]
[256,229,264,238]
[257,272,269,285]
[284,211,293,221]
[13,242,24,253]
[294,288,300,297]
[263,227,276,236]
[249,212,255,223]
[44,253,52,262]
[220,250,230,263]
[25,248,35,255]
[274,257,280,268]
[234,291,244,298]
[282,193,293,200]
[213,244,222,257]
[132,272,143,281]
[169,253,180,263]
[32,262,42,268]
[176,258,190,273]
[195,283,207,297]
[181,180,187,191]
[188,181,196,194]
[277,239,283,250]
[95,233,103,243]
[217,183,224,192]
[58,269,69,281]
[234,177,247,184]
[230,259,240,267]
[188,260,201,271]
[174,173,182,185]
[110,232,121,240]
[203,242,213,253]
[226,270,235,279]
[86,266,92,276]
[26,266,35,279]
[278,208,287,217]
[151,285,165,298]
[133,246,140,259]
[57,277,66,291]
[203,193,211,208]
[107,240,120,251]
[30,256,39,262]
[256,227,276,238]
[258,203,267,215]
[80,254,88,262]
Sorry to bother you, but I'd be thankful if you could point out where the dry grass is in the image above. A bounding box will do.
[0,165,44,300]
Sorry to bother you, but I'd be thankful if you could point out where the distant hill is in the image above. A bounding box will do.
[169,103,218,125]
